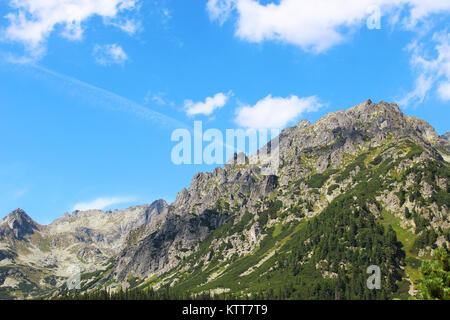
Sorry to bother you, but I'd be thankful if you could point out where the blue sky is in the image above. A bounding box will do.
[0,0,449,224]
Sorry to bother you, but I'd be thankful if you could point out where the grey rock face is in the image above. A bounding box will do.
[438,132,450,153]
[442,132,450,141]
[0,209,40,241]
[111,208,229,279]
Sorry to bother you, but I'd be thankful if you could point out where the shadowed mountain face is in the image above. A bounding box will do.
[442,132,450,141]
[439,132,450,153]
[1,100,449,300]
[0,209,40,241]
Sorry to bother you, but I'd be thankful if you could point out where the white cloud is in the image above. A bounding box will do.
[160,8,172,25]
[207,0,450,52]
[207,0,235,25]
[437,81,450,100]
[2,0,139,58]
[235,95,323,130]
[398,74,434,106]
[400,33,450,105]
[105,19,142,35]
[145,91,175,107]
[185,92,232,116]
[73,196,136,211]
[93,44,128,66]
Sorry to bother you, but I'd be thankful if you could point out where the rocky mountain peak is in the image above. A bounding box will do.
[149,199,168,212]
[296,119,311,129]
[329,99,403,125]
[0,208,40,240]
[300,100,436,147]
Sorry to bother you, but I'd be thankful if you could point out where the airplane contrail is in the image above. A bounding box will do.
[25,63,191,131]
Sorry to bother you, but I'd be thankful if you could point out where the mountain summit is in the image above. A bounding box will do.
[0,209,40,241]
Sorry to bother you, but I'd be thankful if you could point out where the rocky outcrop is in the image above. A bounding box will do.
[438,132,450,153]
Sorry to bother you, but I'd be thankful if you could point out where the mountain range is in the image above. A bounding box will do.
[1,99,449,300]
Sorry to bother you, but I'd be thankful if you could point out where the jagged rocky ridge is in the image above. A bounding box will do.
[0,200,168,298]
[1,100,449,299]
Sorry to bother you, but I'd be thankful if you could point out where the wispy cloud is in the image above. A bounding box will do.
[104,18,142,35]
[73,196,136,211]
[93,44,128,66]
[144,91,175,107]
[207,0,235,25]
[12,188,28,200]
[399,32,450,106]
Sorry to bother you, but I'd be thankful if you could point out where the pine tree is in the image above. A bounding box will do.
[415,247,450,300]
